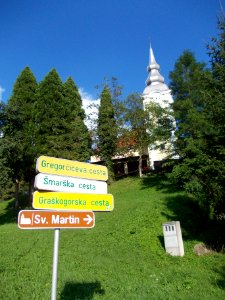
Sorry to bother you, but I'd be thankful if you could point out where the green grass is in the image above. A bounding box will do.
[0,175,225,299]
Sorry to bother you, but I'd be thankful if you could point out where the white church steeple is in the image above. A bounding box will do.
[143,45,171,98]
[146,46,165,86]
[142,46,175,169]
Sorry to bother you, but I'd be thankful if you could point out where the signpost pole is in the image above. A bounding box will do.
[51,228,60,300]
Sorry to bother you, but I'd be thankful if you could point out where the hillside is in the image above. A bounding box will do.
[0,176,224,299]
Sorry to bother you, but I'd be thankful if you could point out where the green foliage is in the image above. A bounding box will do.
[0,103,14,198]
[0,67,38,205]
[34,69,65,156]
[35,71,91,161]
[169,50,206,102]
[121,93,149,177]
[120,93,175,176]
[145,101,175,148]
[97,86,117,177]
[109,77,124,128]
[169,51,209,149]
[169,16,225,220]
[0,158,14,200]
[0,67,93,205]
[62,77,91,161]
[3,67,37,176]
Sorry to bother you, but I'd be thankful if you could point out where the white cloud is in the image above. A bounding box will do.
[0,86,5,101]
[79,88,100,111]
[79,87,100,129]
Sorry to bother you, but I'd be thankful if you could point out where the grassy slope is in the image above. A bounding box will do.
[0,176,224,299]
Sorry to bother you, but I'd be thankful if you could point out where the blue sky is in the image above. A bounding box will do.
[0,0,223,104]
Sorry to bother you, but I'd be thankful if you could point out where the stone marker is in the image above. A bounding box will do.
[162,221,184,256]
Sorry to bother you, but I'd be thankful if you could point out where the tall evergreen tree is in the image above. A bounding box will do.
[62,77,91,161]
[0,101,14,199]
[90,77,123,154]
[35,71,91,161]
[97,86,117,178]
[0,67,37,207]
[34,69,65,157]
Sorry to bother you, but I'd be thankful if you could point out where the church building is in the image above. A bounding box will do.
[142,46,174,170]
[91,46,175,176]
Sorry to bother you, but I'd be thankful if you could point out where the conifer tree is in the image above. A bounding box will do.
[35,71,91,161]
[0,102,14,199]
[62,77,91,161]
[0,67,37,207]
[97,86,117,178]
[34,69,65,157]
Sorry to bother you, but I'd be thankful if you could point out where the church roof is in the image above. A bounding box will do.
[143,46,170,95]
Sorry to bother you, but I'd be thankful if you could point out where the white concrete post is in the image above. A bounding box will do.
[162,221,184,256]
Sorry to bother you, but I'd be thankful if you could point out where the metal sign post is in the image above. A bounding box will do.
[51,228,60,300]
[18,156,113,299]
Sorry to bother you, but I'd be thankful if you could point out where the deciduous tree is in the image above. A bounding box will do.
[169,15,225,221]
[122,93,174,177]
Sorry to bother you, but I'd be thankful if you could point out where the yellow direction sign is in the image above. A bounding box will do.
[36,156,108,181]
[33,191,114,211]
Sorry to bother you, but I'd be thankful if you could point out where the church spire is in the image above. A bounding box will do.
[146,46,165,86]
[149,45,157,66]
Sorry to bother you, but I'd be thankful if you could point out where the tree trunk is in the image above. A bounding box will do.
[139,154,143,178]
[28,178,34,207]
[14,179,20,209]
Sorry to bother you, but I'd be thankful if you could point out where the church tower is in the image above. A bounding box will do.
[142,46,174,169]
